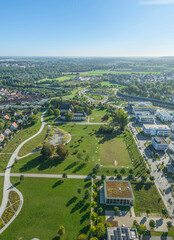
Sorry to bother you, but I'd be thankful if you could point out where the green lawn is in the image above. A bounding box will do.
[63,89,79,99]
[0,177,4,204]
[98,81,124,88]
[132,181,166,216]
[1,178,91,240]
[12,125,135,176]
[90,108,112,123]
[80,71,161,76]
[2,116,42,153]
[100,137,132,168]
[12,124,100,175]
[18,125,48,157]
[85,92,105,101]
[38,75,76,83]
[0,154,11,172]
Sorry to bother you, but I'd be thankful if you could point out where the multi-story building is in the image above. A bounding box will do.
[107,227,139,240]
[104,180,135,206]
[137,114,155,123]
[151,137,168,151]
[158,111,174,122]
[143,124,171,136]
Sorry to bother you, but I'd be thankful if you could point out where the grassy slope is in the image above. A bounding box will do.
[1,178,91,240]
[132,181,165,215]
[0,177,4,204]
[18,125,48,157]
[0,154,11,172]
[2,116,42,153]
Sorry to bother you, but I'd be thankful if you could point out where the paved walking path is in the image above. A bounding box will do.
[0,111,47,234]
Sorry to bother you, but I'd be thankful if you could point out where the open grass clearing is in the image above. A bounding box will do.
[98,81,124,88]
[18,125,48,157]
[37,75,76,83]
[80,70,161,76]
[90,108,112,123]
[12,125,137,176]
[100,137,132,168]
[132,181,166,216]
[1,178,91,240]
[12,124,100,175]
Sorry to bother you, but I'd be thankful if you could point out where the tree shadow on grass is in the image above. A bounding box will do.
[80,211,90,224]
[13,182,21,187]
[133,181,144,191]
[52,180,64,188]
[84,181,91,189]
[79,225,90,235]
[72,163,86,173]
[95,131,121,144]
[71,200,85,213]
[144,182,154,191]
[64,161,77,171]
[80,203,90,213]
[19,155,62,172]
[66,196,78,207]
[52,237,60,240]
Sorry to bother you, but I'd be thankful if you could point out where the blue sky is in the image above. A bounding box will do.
[0,0,174,56]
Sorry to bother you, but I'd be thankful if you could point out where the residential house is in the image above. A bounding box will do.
[61,112,86,121]
[3,129,11,137]
[10,122,18,131]
[17,119,23,124]
[73,112,86,121]
[151,137,168,151]
[0,134,5,143]
[3,115,11,120]
[60,104,72,113]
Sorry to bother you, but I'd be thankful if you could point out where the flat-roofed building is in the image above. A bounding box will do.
[134,110,152,118]
[129,101,152,108]
[151,137,168,151]
[169,142,174,153]
[137,115,155,123]
[170,154,174,167]
[104,180,135,206]
[158,111,174,122]
[107,227,139,240]
[143,124,171,136]
[132,106,157,115]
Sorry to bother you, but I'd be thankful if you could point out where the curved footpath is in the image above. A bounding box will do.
[0,111,47,234]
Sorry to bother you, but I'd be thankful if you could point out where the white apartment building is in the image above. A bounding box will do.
[158,111,174,122]
[171,123,174,132]
[143,124,171,136]
[151,137,168,151]
[169,142,174,153]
